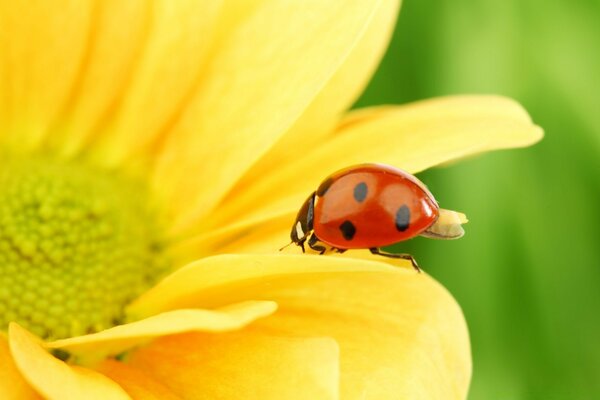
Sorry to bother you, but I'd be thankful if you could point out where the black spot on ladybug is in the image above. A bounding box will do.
[353,182,368,202]
[316,177,334,197]
[395,205,410,231]
[339,220,356,240]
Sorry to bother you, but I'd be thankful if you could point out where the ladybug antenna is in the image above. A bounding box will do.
[279,241,293,251]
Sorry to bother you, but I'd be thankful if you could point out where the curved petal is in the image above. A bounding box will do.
[129,331,339,400]
[0,0,94,151]
[8,324,130,400]
[151,0,385,235]
[47,301,276,361]
[96,360,181,400]
[205,95,543,231]
[128,254,470,399]
[0,335,40,400]
[128,254,397,317]
[247,273,470,399]
[227,0,401,192]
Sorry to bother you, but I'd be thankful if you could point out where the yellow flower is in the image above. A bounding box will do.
[0,1,542,399]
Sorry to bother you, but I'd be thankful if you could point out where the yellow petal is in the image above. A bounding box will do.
[229,0,401,192]
[47,301,276,361]
[152,0,385,234]
[129,331,339,400]
[128,254,396,317]
[8,324,130,400]
[129,254,470,398]
[87,0,223,166]
[247,272,471,399]
[206,95,543,230]
[169,211,293,264]
[96,360,181,400]
[0,0,94,151]
[0,335,40,400]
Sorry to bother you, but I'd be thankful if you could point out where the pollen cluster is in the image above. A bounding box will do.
[0,157,167,340]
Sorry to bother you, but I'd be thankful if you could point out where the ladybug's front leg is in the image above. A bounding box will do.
[307,233,327,255]
[369,248,421,273]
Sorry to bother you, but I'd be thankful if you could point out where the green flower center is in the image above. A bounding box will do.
[0,156,167,340]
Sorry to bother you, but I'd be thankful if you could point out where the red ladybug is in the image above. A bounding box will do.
[288,163,465,271]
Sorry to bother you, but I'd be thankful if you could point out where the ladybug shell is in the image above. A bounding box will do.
[313,164,439,249]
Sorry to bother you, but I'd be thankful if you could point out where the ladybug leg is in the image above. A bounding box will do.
[369,248,421,273]
[332,247,346,254]
[307,233,327,255]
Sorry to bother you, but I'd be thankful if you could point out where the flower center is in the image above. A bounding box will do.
[0,156,167,340]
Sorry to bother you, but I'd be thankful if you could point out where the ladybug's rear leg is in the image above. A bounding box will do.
[307,233,327,255]
[369,248,421,273]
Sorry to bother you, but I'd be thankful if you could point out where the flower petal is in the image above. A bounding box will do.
[0,0,94,151]
[151,0,385,234]
[169,211,293,264]
[128,254,396,317]
[96,360,181,400]
[229,0,401,191]
[247,273,471,399]
[129,254,470,398]
[129,331,339,400]
[47,301,276,361]
[0,335,40,400]
[8,324,129,400]
[205,95,543,230]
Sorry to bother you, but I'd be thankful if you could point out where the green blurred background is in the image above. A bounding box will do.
[355,1,600,399]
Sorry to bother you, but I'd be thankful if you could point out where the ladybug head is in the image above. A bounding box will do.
[290,192,315,248]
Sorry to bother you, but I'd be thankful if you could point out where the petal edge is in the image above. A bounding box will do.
[8,324,130,400]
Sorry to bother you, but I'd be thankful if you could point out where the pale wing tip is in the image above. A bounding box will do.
[438,209,468,225]
[422,209,467,240]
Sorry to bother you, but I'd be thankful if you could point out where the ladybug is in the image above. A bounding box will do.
[287,163,466,271]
